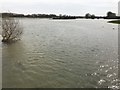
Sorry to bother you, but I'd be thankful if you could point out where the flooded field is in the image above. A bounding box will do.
[2,19,119,88]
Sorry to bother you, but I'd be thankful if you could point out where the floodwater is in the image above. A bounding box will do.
[2,19,119,88]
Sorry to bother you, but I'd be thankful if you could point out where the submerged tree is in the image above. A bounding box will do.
[2,17,23,43]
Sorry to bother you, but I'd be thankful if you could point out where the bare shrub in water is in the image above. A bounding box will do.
[2,17,23,43]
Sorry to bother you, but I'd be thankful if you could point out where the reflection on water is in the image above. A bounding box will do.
[2,19,119,88]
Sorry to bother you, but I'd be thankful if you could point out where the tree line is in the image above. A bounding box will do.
[1,11,120,19]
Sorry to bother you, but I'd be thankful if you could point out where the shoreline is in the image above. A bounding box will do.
[108,20,120,24]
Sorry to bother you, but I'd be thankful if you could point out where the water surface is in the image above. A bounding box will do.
[2,19,119,88]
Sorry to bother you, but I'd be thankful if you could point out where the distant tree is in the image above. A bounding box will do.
[107,11,112,17]
[107,11,116,18]
[2,17,23,43]
[59,14,62,17]
[91,14,95,19]
[85,13,91,18]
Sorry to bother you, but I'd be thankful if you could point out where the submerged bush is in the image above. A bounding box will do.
[2,17,23,43]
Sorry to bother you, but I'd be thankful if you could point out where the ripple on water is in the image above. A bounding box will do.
[39,56,44,58]
[108,85,119,89]
[98,79,106,85]
[92,57,118,89]
[15,61,26,71]
[107,74,113,78]
[54,59,65,63]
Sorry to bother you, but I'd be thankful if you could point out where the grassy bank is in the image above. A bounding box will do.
[108,20,120,24]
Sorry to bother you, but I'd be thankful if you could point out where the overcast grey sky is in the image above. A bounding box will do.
[0,0,119,16]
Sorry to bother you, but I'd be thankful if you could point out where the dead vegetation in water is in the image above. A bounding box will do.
[1,17,23,43]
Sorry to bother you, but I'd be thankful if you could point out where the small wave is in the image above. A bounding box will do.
[98,79,106,85]
[0,35,2,39]
[0,35,2,44]
[54,59,65,63]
